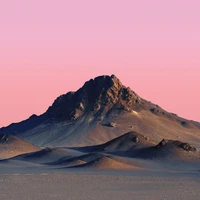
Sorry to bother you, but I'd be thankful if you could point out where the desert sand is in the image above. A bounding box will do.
[0,171,199,200]
[0,139,199,200]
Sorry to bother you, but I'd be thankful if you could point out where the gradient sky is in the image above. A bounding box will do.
[0,0,200,127]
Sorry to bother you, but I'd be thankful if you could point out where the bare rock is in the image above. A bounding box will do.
[46,74,141,121]
[108,122,117,127]
[180,143,196,152]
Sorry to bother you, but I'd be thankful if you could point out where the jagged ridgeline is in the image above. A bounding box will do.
[46,75,141,121]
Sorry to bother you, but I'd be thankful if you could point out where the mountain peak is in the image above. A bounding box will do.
[83,74,122,92]
[46,74,141,121]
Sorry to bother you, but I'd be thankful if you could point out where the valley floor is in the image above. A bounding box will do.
[0,169,199,200]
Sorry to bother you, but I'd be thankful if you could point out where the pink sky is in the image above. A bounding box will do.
[0,0,200,127]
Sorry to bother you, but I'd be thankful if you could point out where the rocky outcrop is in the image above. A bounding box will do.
[156,139,196,152]
[46,75,141,121]
[0,134,13,144]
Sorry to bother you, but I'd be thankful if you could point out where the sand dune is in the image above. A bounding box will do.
[128,139,200,162]
[70,130,155,153]
[53,152,103,164]
[9,147,83,164]
[72,155,141,170]
[0,134,39,159]
[1,131,199,171]
[96,131,155,152]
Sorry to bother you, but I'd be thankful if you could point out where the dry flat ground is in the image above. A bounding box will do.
[0,170,199,200]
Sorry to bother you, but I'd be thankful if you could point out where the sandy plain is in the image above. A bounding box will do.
[0,170,199,200]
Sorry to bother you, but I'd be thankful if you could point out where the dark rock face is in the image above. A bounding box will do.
[46,75,141,121]
[0,134,13,144]
[156,139,168,148]
[180,143,196,152]
[108,122,117,127]
[156,139,196,152]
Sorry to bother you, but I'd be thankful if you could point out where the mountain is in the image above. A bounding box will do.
[0,74,200,147]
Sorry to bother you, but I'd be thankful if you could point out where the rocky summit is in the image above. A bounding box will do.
[46,75,141,121]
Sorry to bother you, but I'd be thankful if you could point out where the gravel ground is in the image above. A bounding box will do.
[0,171,200,200]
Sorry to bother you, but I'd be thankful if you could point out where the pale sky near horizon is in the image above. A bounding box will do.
[0,0,200,127]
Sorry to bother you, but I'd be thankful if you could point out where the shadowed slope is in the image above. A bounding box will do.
[69,155,141,170]
[7,147,83,164]
[72,131,155,153]
[48,152,103,168]
[96,131,155,152]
